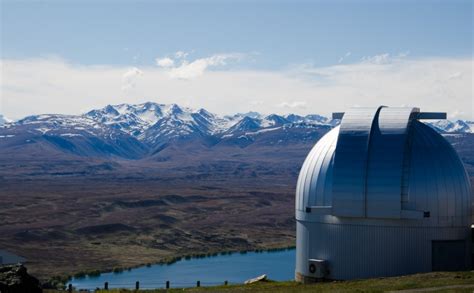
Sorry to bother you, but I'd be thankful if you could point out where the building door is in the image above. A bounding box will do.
[432,240,467,271]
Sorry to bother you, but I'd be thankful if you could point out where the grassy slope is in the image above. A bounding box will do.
[45,271,474,293]
[0,144,305,279]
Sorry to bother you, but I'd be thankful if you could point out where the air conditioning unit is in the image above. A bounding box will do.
[308,259,328,278]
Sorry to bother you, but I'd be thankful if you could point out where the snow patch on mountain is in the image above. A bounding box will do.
[427,120,473,133]
[3,102,472,152]
[0,115,12,126]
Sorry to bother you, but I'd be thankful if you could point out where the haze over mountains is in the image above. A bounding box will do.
[0,102,472,160]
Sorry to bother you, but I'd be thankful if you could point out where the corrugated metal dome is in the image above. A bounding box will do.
[295,106,472,281]
[296,115,471,226]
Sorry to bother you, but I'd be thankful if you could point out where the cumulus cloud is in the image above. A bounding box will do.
[360,52,410,65]
[170,54,240,80]
[155,57,175,68]
[175,51,189,59]
[277,101,307,109]
[1,55,472,120]
[155,53,243,80]
[338,51,352,63]
[361,53,392,64]
[121,67,143,91]
[450,109,467,119]
[398,51,410,58]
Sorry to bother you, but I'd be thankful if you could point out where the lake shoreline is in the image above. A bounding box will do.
[51,245,296,288]
[67,247,297,290]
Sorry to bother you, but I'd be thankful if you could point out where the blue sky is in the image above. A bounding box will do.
[2,1,472,67]
[1,1,473,119]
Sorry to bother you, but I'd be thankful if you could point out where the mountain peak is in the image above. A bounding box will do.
[285,114,304,123]
[197,108,213,118]
[428,119,472,133]
[4,102,471,152]
[233,111,261,119]
[0,114,12,126]
[264,114,289,126]
[104,105,120,116]
[226,116,261,134]
[166,104,183,115]
[142,101,156,109]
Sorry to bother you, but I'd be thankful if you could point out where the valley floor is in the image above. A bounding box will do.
[0,154,300,280]
[1,131,473,281]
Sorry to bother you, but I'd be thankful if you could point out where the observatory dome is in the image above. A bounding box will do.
[295,106,472,282]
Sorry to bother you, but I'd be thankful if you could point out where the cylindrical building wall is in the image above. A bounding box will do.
[295,107,472,282]
[296,220,470,280]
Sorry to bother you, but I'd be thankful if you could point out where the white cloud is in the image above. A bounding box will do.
[338,51,352,63]
[156,57,175,68]
[359,52,409,65]
[121,67,143,91]
[169,54,240,80]
[122,67,142,79]
[277,101,307,109]
[450,109,466,119]
[447,72,462,80]
[155,53,243,80]
[250,100,264,106]
[361,53,392,64]
[398,51,410,58]
[175,51,189,59]
[1,55,472,120]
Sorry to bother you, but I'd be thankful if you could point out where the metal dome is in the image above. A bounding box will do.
[295,106,472,282]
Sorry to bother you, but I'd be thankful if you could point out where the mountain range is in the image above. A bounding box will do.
[0,102,473,160]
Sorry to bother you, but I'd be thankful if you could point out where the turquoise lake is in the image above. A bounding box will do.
[69,248,296,290]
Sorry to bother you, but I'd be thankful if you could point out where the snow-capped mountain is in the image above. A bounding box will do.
[0,114,12,126]
[76,102,338,141]
[225,116,262,134]
[3,102,473,139]
[1,113,148,158]
[85,102,179,137]
[427,119,473,134]
[0,102,472,159]
[15,114,108,137]
[85,103,237,139]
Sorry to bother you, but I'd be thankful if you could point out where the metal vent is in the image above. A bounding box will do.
[308,259,328,278]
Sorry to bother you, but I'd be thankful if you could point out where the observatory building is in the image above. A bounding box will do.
[295,106,472,282]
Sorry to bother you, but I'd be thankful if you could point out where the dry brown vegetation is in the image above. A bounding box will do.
[0,142,310,280]
[1,131,473,281]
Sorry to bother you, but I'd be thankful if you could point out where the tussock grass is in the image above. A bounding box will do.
[45,271,474,293]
